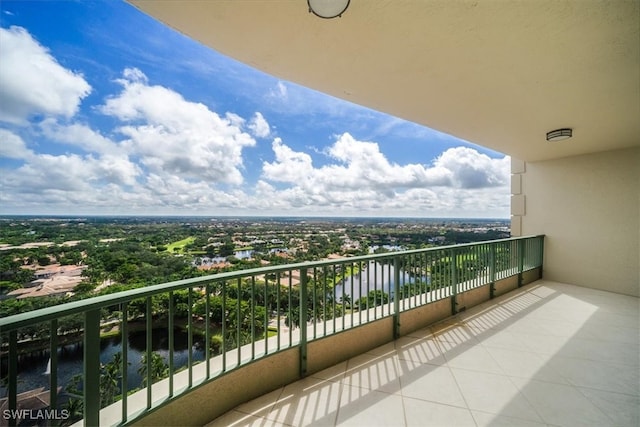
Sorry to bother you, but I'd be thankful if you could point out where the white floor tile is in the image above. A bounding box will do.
[235,387,282,416]
[484,346,568,384]
[267,378,342,426]
[439,341,504,374]
[205,281,639,427]
[336,385,404,426]
[451,368,543,423]
[404,397,476,427]
[397,362,467,408]
[471,410,548,427]
[310,361,348,382]
[205,410,286,427]
[343,353,401,394]
[395,336,446,366]
[578,387,640,426]
[511,377,614,426]
[548,357,640,396]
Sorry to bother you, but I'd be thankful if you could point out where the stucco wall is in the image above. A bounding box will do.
[520,147,639,296]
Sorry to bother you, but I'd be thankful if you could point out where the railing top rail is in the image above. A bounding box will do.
[0,235,544,331]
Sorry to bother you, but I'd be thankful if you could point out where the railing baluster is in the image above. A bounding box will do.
[264,276,269,355]
[312,267,317,340]
[299,267,308,378]
[146,296,152,408]
[518,239,525,286]
[373,260,379,318]
[276,273,281,351]
[205,284,211,377]
[393,256,400,338]
[168,294,174,395]
[49,318,58,421]
[237,278,242,366]
[350,262,362,330]
[222,280,227,371]
[322,266,327,337]
[287,274,292,347]
[84,309,101,426]
[188,287,193,386]
[122,301,129,420]
[451,247,458,315]
[332,264,337,334]
[250,277,255,360]
[8,330,18,427]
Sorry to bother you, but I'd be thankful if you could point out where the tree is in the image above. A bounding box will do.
[219,239,235,257]
[138,352,169,386]
[100,352,127,407]
[357,290,389,310]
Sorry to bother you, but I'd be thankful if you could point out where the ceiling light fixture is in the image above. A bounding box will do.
[308,0,350,19]
[546,128,573,142]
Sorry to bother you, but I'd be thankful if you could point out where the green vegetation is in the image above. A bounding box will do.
[165,236,195,254]
[1,216,514,414]
[0,216,509,320]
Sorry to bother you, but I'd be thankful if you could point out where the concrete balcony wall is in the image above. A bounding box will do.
[135,348,301,426]
[520,147,639,296]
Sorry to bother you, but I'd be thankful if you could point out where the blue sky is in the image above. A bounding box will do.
[0,1,510,218]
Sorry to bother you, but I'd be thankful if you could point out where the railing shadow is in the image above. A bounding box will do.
[206,280,639,426]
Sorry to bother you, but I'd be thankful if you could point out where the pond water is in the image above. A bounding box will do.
[197,248,288,265]
[333,261,428,301]
[4,327,205,395]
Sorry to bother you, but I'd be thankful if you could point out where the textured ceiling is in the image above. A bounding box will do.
[130,0,639,162]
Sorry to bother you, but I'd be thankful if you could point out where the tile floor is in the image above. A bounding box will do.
[206,280,639,426]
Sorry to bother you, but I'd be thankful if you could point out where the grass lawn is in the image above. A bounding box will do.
[166,236,195,253]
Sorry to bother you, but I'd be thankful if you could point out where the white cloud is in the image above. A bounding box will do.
[1,151,140,193]
[100,68,256,185]
[268,81,288,101]
[0,26,91,124]
[0,129,32,159]
[259,133,510,217]
[248,112,271,138]
[262,138,315,185]
[263,133,508,192]
[434,146,509,188]
[0,22,510,218]
[39,119,124,155]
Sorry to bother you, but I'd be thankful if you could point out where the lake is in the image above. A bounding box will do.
[4,327,205,396]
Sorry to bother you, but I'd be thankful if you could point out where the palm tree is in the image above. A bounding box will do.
[138,352,168,386]
[62,398,83,426]
[100,352,125,407]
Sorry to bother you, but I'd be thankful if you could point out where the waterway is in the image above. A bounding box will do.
[333,260,428,301]
[3,328,205,396]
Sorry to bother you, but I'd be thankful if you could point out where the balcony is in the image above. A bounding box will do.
[2,234,638,426]
[206,280,639,427]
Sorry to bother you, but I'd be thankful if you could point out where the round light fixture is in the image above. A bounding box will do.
[546,128,573,142]
[308,0,350,19]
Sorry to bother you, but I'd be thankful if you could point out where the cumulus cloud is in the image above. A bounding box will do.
[434,146,509,188]
[0,27,508,218]
[39,119,124,156]
[100,68,256,185]
[263,138,315,184]
[263,133,506,193]
[0,26,91,124]
[247,112,270,138]
[259,133,510,216]
[0,129,32,159]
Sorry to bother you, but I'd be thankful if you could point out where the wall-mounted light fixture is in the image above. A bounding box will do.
[546,128,573,142]
[308,0,350,19]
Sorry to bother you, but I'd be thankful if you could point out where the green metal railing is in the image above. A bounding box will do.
[0,235,543,426]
